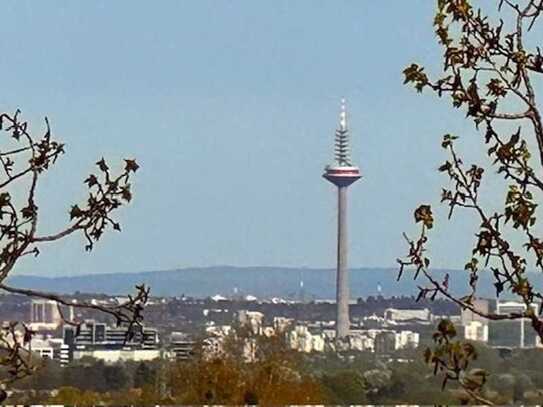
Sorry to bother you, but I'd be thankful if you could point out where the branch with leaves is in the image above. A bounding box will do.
[425,320,493,405]
[0,110,146,386]
[399,0,543,400]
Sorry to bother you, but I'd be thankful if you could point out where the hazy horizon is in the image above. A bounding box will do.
[9,265,531,299]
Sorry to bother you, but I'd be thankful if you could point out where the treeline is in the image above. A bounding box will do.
[146,295,458,333]
[11,357,158,394]
[8,335,543,404]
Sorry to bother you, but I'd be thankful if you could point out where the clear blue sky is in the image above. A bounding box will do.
[0,1,509,276]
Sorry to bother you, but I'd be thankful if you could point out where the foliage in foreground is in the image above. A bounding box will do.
[0,110,145,390]
[399,0,543,402]
[7,335,543,405]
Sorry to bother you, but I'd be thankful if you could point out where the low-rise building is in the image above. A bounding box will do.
[168,332,195,361]
[374,331,396,354]
[464,320,488,342]
[63,320,160,362]
[461,299,491,325]
[237,310,264,334]
[73,349,161,363]
[288,325,325,353]
[395,330,419,349]
[384,308,430,324]
[348,331,374,352]
[26,335,66,364]
[373,330,419,354]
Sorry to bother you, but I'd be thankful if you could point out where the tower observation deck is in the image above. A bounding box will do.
[323,99,362,339]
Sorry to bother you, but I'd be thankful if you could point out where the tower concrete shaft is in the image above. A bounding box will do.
[336,185,350,338]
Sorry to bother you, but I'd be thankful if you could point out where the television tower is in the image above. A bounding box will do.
[323,99,361,339]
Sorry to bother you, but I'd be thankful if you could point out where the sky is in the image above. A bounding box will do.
[0,1,532,277]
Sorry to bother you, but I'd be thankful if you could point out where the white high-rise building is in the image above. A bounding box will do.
[29,299,63,330]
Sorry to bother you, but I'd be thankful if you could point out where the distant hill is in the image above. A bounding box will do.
[6,266,542,300]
